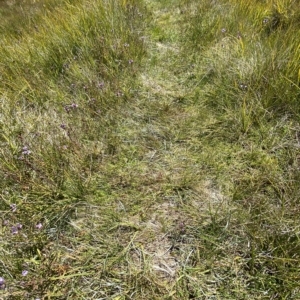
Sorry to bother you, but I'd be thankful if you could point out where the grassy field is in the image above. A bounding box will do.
[0,0,300,298]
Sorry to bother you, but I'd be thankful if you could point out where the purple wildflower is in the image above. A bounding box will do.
[60,123,67,130]
[22,146,31,155]
[221,28,226,33]
[16,223,23,230]
[128,59,134,64]
[22,270,28,277]
[71,103,78,108]
[10,204,17,212]
[64,105,71,113]
[97,81,104,89]
[239,83,248,91]
[263,18,269,24]
[116,91,123,97]
[36,223,43,230]
[63,63,69,70]
[11,226,18,234]
[64,103,78,112]
[0,277,5,289]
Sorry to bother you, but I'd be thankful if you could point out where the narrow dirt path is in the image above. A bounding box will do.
[120,0,188,283]
[68,2,229,298]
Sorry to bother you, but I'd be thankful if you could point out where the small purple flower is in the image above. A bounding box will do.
[63,63,69,70]
[221,28,226,33]
[239,83,248,91]
[22,146,31,155]
[64,105,71,113]
[64,103,78,112]
[179,222,186,234]
[60,123,67,130]
[263,18,269,24]
[0,277,5,289]
[10,204,17,212]
[16,223,23,230]
[36,223,43,230]
[22,270,28,276]
[97,81,104,89]
[128,59,134,64]
[116,91,123,97]
[11,226,18,234]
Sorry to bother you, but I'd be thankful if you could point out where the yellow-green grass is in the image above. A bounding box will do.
[0,0,300,298]
[175,0,300,298]
[0,0,147,298]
